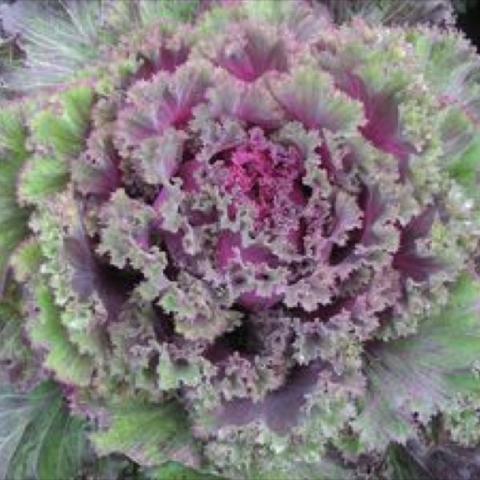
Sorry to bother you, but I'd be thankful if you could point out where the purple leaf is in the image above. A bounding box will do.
[215,28,288,83]
[359,185,386,247]
[135,42,190,80]
[64,233,138,322]
[214,361,324,434]
[118,67,210,144]
[393,207,442,282]
[336,72,416,179]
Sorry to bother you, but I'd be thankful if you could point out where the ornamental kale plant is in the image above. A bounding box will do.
[1,0,480,479]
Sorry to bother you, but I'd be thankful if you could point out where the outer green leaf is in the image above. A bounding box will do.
[0,381,90,480]
[91,399,200,469]
[1,0,109,89]
[354,275,480,450]
[322,0,454,26]
[0,281,38,389]
[0,110,31,292]
[1,0,203,91]
[29,284,94,387]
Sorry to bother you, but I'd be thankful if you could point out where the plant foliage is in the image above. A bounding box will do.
[0,0,480,479]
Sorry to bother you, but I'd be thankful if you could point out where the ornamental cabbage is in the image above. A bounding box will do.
[1,0,480,479]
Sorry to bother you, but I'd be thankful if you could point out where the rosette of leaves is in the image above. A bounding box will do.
[1,0,480,479]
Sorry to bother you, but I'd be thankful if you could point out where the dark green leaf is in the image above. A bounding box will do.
[91,399,200,470]
[388,443,434,480]
[148,462,224,480]
[0,381,90,480]
[0,110,31,294]
[355,275,480,449]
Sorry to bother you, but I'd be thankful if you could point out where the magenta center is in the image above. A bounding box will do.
[224,134,306,230]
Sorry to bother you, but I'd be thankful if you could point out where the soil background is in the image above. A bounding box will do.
[457,0,480,50]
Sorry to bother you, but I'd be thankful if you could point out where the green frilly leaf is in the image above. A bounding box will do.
[0,109,31,293]
[1,0,110,89]
[18,156,70,205]
[10,238,43,284]
[387,443,434,480]
[29,284,94,387]
[31,86,94,158]
[0,281,38,389]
